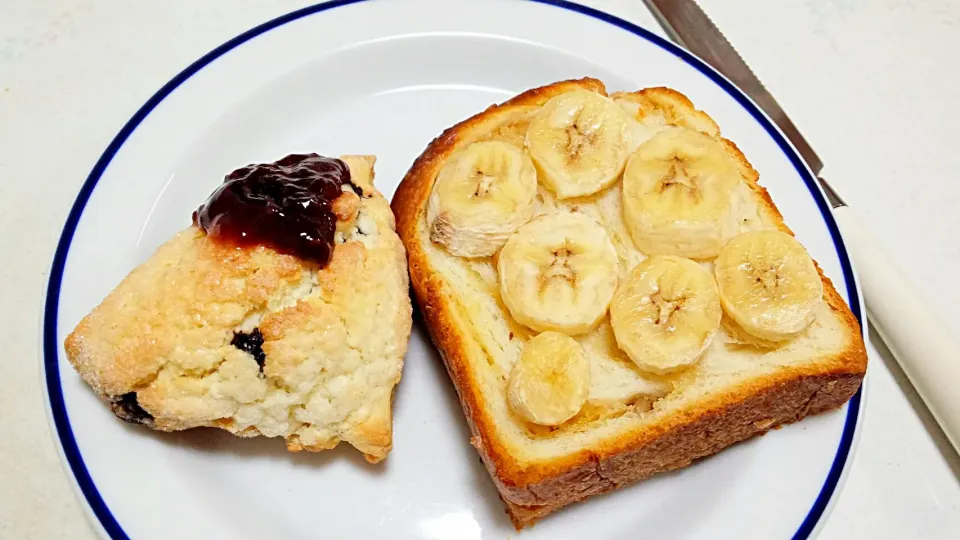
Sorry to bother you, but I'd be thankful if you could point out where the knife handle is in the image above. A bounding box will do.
[833,206,960,453]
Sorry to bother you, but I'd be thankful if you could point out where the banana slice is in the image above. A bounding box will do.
[507,331,590,426]
[714,230,823,342]
[621,127,741,259]
[498,212,619,335]
[525,90,634,199]
[613,88,720,137]
[610,256,721,374]
[427,140,538,257]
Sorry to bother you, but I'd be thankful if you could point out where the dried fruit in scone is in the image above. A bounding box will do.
[64,154,412,463]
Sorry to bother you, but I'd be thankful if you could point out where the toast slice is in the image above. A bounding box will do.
[392,79,867,527]
[66,155,412,462]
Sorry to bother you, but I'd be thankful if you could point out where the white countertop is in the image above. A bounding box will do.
[1,0,958,538]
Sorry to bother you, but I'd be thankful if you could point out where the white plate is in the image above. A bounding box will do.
[43,1,867,538]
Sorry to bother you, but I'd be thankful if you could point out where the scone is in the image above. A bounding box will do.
[65,154,412,463]
[392,79,867,526]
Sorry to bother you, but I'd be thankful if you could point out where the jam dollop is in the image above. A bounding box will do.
[193,153,357,266]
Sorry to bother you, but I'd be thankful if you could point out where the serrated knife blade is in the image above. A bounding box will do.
[643,0,844,204]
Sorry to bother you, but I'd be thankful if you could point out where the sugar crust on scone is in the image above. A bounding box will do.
[65,155,412,463]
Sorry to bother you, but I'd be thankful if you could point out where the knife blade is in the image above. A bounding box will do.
[642,0,960,455]
[644,0,844,207]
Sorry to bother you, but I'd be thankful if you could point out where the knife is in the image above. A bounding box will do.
[644,0,960,454]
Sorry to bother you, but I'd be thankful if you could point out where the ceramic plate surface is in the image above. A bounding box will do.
[44,1,866,538]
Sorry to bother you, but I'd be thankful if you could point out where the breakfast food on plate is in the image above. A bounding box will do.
[609,255,722,374]
[497,212,619,335]
[714,229,824,345]
[65,154,412,463]
[506,331,591,427]
[621,127,742,258]
[427,140,538,257]
[392,78,867,527]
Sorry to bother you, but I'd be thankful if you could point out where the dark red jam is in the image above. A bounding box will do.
[193,154,357,266]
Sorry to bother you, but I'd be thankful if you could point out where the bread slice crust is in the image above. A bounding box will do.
[392,78,866,528]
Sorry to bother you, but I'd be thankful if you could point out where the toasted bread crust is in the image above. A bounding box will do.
[500,370,863,527]
[392,78,866,527]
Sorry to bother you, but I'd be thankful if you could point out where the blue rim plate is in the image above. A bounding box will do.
[42,1,865,538]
